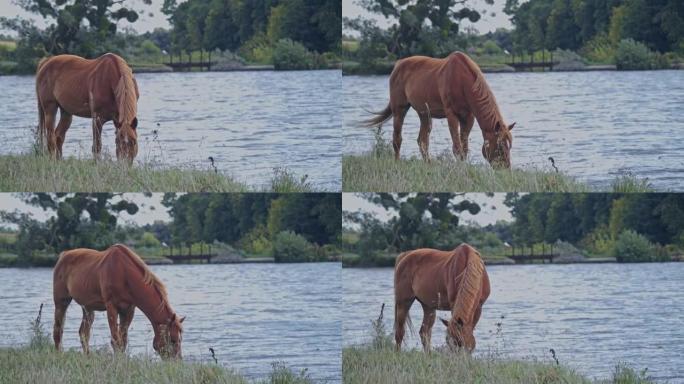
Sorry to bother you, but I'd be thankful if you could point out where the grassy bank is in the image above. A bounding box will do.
[0,154,313,192]
[343,345,651,384]
[343,152,650,193]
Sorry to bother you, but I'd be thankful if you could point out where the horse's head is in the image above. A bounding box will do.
[114,117,138,161]
[482,121,515,169]
[153,313,184,360]
[440,317,476,353]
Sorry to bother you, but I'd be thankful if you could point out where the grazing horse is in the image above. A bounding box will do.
[364,52,515,168]
[394,243,490,353]
[35,53,139,161]
[53,244,184,359]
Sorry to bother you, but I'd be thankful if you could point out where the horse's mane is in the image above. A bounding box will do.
[109,244,169,306]
[458,53,506,134]
[110,55,138,126]
[452,245,485,325]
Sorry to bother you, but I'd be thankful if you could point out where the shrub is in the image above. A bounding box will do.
[581,33,615,64]
[272,39,314,70]
[612,230,654,262]
[272,231,316,262]
[140,232,161,247]
[615,39,670,70]
[239,33,273,64]
[239,225,273,256]
[481,40,503,55]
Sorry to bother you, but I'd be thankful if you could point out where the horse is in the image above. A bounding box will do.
[394,243,490,353]
[364,52,515,168]
[35,53,140,161]
[53,244,184,359]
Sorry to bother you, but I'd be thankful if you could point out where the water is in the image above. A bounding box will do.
[0,70,341,191]
[343,263,684,383]
[343,71,684,190]
[0,263,342,382]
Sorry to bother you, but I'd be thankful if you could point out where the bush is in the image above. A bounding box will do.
[612,230,654,262]
[615,39,670,70]
[140,232,161,247]
[272,39,314,70]
[239,225,273,256]
[481,40,503,55]
[272,231,316,262]
[581,33,615,64]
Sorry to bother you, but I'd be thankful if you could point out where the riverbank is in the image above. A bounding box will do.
[0,343,313,384]
[342,150,651,193]
[343,345,652,384]
[0,154,313,192]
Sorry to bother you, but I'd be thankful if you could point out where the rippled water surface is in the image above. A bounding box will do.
[0,263,341,382]
[0,70,341,190]
[343,263,684,383]
[344,71,684,190]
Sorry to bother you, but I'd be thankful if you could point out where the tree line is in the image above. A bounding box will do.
[0,193,341,265]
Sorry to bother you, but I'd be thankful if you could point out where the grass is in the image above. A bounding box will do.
[343,306,654,384]
[0,153,314,192]
[342,130,652,193]
[0,305,314,384]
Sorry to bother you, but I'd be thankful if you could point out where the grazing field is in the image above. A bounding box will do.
[342,149,651,193]
[0,154,313,192]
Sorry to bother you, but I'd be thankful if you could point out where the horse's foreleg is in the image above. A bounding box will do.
[394,298,414,351]
[419,303,436,353]
[105,302,123,353]
[91,117,103,159]
[392,107,407,160]
[118,307,135,351]
[55,111,72,159]
[79,307,95,354]
[446,111,464,160]
[459,114,475,159]
[417,112,432,162]
[53,298,70,351]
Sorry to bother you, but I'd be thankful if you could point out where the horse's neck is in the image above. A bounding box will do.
[127,276,169,325]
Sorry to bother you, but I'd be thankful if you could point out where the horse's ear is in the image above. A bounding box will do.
[440,317,449,327]
[131,117,138,130]
[455,317,464,327]
[179,316,186,323]
[508,122,516,130]
[494,121,502,133]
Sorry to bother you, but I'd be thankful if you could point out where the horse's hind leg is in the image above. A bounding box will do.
[118,307,135,351]
[79,307,95,354]
[419,302,436,353]
[394,297,414,351]
[417,112,432,161]
[55,109,72,159]
[42,102,58,158]
[459,113,475,159]
[391,105,408,160]
[53,296,71,351]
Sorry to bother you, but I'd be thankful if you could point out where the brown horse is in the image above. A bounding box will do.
[35,53,139,161]
[394,243,490,353]
[364,52,515,168]
[53,244,184,359]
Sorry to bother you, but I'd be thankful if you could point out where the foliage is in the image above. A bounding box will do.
[615,39,670,70]
[272,231,317,262]
[611,230,654,262]
[140,232,161,247]
[273,39,314,70]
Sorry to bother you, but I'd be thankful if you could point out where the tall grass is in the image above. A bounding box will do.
[343,306,654,384]
[0,305,314,384]
[343,130,651,193]
[0,153,315,192]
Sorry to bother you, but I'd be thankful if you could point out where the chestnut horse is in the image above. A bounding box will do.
[53,244,184,359]
[36,53,139,161]
[394,243,490,353]
[364,52,515,168]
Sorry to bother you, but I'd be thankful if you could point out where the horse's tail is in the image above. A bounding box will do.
[393,251,415,337]
[362,103,393,128]
[111,55,138,126]
[35,57,50,151]
[452,247,485,325]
